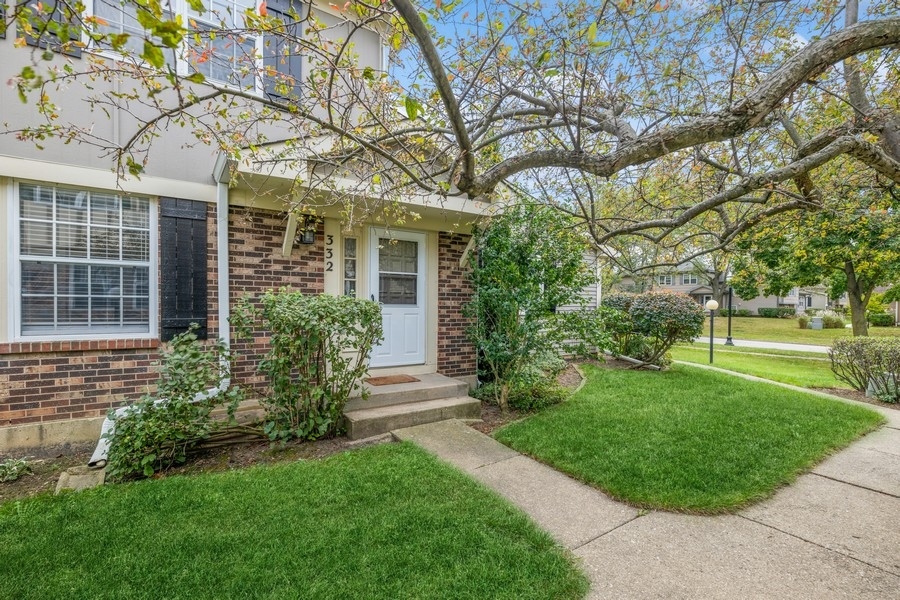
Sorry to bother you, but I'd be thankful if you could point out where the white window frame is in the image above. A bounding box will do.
[657,274,673,286]
[8,180,159,342]
[681,273,698,285]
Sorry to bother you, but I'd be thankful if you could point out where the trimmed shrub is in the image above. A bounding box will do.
[758,307,795,318]
[601,292,636,313]
[822,314,845,329]
[830,338,900,402]
[868,313,895,327]
[599,305,649,360]
[735,309,753,317]
[798,315,809,329]
[232,290,382,441]
[628,292,705,366]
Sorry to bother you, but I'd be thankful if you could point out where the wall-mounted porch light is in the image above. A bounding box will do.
[297,215,317,245]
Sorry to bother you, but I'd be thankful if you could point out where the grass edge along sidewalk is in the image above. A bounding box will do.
[495,363,884,514]
[0,442,588,600]
[671,344,847,389]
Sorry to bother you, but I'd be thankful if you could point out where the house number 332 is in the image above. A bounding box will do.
[325,234,334,272]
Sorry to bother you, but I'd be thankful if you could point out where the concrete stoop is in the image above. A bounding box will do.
[343,374,480,440]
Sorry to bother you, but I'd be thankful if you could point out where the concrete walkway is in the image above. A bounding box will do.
[694,337,830,353]
[394,411,900,599]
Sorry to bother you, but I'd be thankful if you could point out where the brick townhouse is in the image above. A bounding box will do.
[0,0,487,451]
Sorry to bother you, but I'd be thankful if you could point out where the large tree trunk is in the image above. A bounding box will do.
[845,261,871,336]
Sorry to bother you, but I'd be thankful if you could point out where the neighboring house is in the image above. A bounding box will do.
[735,287,830,314]
[0,2,488,451]
[618,265,832,313]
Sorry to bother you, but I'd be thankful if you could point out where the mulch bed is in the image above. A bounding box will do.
[469,362,586,436]
[811,387,899,411]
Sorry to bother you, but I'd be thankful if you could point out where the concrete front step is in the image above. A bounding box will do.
[344,373,469,412]
[344,396,481,440]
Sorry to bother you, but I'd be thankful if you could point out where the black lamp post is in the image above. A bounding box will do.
[725,286,734,346]
[705,299,719,364]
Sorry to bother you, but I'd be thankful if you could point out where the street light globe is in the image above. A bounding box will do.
[705,299,719,311]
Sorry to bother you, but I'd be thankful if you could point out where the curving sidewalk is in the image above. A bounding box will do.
[694,337,831,353]
[395,407,900,598]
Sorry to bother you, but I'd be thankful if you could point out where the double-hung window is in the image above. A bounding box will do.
[187,0,259,88]
[681,273,698,285]
[93,0,175,60]
[657,274,673,286]
[16,183,154,337]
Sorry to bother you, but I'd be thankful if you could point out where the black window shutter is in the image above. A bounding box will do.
[1,3,6,39]
[19,0,82,57]
[264,0,303,101]
[160,198,208,342]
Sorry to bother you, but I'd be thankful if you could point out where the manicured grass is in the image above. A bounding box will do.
[703,316,900,345]
[495,364,884,513]
[678,344,828,358]
[671,344,849,389]
[0,443,587,600]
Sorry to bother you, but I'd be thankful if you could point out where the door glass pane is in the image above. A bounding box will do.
[379,274,417,305]
[378,239,417,273]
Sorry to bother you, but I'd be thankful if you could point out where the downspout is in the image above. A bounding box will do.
[214,153,232,348]
[87,156,234,468]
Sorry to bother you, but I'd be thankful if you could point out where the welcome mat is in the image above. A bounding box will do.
[366,375,420,386]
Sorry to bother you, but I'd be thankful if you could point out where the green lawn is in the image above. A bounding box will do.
[671,344,849,389]
[703,316,900,345]
[495,364,883,514]
[0,443,587,600]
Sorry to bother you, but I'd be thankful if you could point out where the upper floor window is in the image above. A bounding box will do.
[18,0,83,57]
[681,273,698,285]
[81,0,380,98]
[15,183,155,337]
[657,274,673,286]
[187,0,259,88]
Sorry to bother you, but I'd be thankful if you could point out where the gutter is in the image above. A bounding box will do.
[87,156,234,468]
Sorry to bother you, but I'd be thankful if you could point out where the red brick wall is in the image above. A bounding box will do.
[0,342,159,426]
[226,206,325,394]
[437,232,476,378]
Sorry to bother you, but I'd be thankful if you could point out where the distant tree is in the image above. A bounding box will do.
[731,184,900,336]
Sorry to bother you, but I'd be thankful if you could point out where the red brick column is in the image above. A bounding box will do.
[437,232,476,378]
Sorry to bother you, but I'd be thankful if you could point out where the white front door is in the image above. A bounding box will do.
[369,229,426,367]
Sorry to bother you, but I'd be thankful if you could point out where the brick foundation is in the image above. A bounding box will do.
[436,232,476,378]
[0,348,159,426]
